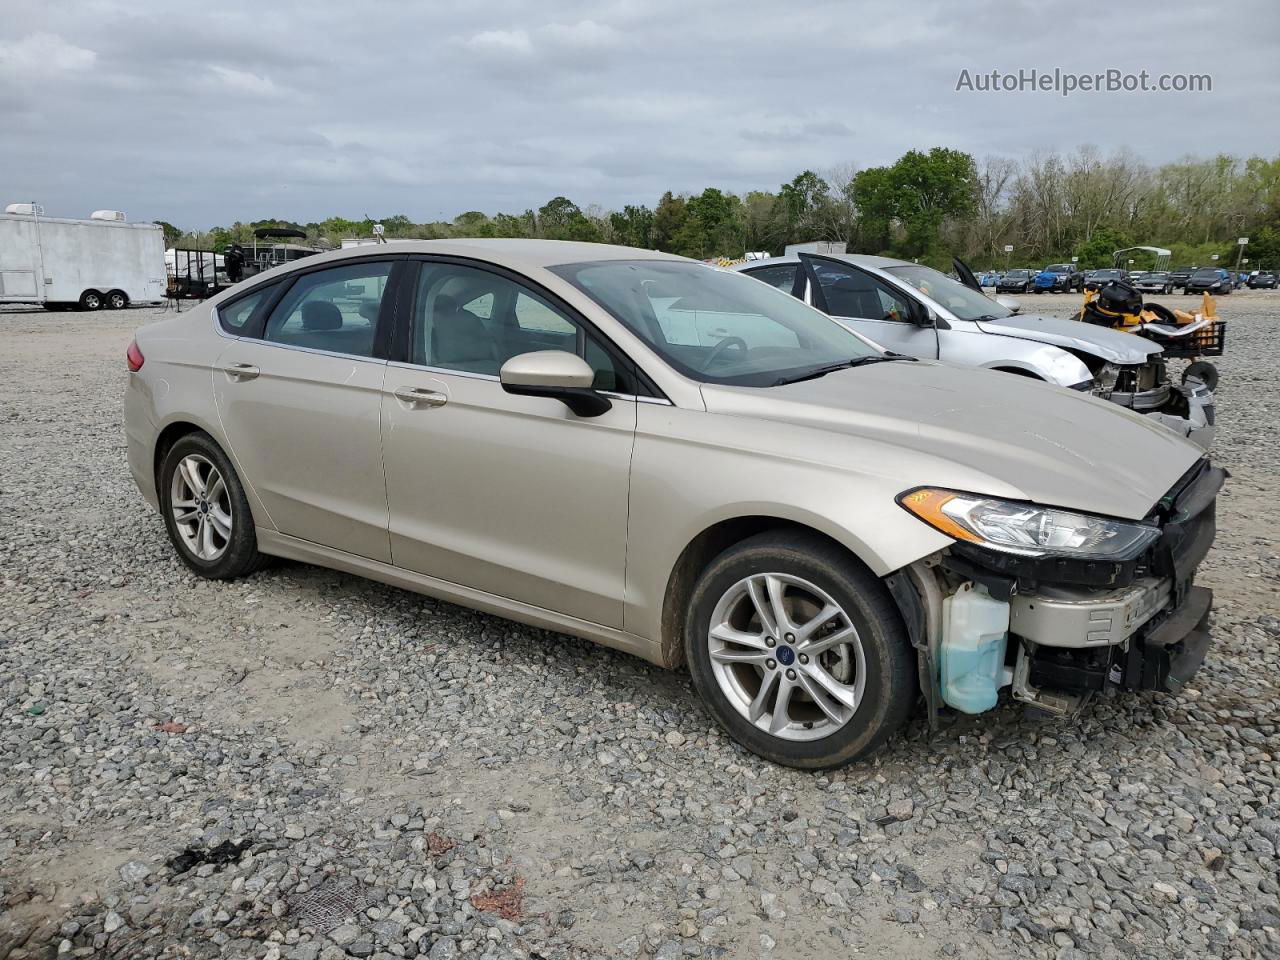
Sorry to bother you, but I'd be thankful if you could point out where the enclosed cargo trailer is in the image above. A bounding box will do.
[0,204,166,310]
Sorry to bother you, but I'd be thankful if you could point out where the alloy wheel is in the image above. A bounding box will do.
[170,454,232,561]
[707,573,866,742]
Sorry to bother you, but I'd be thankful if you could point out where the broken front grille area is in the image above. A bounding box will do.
[1010,458,1223,702]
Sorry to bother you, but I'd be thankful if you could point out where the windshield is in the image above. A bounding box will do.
[1191,269,1219,279]
[1044,264,1072,273]
[1005,269,1030,278]
[551,260,879,386]
[884,264,1012,322]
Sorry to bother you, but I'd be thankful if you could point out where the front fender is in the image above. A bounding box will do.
[623,404,958,646]
[979,341,1092,387]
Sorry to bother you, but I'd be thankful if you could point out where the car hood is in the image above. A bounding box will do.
[974,314,1160,364]
[700,360,1202,521]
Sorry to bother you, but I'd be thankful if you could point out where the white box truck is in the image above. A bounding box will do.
[0,204,167,310]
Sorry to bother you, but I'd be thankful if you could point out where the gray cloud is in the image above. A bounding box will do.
[2,0,1277,229]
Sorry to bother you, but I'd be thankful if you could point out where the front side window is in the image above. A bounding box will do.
[886,264,1012,321]
[261,261,392,357]
[810,261,913,323]
[551,260,878,387]
[217,283,276,334]
[412,262,630,392]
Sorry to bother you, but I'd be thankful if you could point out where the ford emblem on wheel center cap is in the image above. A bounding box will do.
[776,645,795,666]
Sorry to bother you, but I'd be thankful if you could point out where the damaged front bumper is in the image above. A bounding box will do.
[887,459,1224,723]
[1096,362,1216,450]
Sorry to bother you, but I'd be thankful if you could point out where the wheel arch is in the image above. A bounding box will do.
[988,364,1045,379]
[153,420,209,487]
[657,514,886,670]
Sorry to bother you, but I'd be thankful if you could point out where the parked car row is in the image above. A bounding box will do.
[976,263,1277,295]
[126,239,1223,769]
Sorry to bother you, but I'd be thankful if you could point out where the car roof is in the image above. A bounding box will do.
[732,252,917,271]
[251,238,689,274]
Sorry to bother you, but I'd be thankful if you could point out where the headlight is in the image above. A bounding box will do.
[897,488,1160,560]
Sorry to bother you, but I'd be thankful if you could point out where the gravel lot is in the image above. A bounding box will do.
[1,290,1277,960]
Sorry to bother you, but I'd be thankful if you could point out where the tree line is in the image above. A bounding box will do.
[159,146,1280,272]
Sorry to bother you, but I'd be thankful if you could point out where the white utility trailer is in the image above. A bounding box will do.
[0,204,167,310]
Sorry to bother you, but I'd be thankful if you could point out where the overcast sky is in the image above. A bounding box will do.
[2,0,1278,229]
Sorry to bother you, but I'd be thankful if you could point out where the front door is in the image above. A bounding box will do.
[379,259,637,627]
[212,258,400,562]
[798,255,939,358]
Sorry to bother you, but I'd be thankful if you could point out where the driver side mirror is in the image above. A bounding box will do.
[908,300,936,327]
[500,351,612,418]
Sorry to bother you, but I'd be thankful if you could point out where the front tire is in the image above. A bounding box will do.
[159,432,267,579]
[78,290,103,311]
[684,531,915,769]
[1184,360,1219,392]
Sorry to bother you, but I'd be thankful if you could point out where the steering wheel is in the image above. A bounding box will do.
[702,336,748,370]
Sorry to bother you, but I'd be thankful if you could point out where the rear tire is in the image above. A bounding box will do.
[105,290,128,309]
[159,432,268,580]
[683,530,915,769]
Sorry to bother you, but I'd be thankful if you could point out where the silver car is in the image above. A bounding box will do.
[124,240,1221,768]
[731,254,1215,448]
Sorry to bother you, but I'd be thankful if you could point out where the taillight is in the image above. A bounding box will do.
[126,339,145,372]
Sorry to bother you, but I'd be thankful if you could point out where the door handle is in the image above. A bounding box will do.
[222,363,259,381]
[394,386,448,408]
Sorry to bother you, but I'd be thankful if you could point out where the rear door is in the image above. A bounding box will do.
[212,257,405,562]
[798,254,939,358]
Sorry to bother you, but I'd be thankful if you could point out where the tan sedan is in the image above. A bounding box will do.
[125,240,1220,767]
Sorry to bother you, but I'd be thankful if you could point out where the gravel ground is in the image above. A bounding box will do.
[1,290,1277,960]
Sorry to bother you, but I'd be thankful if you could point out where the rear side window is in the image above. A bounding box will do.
[261,261,393,358]
[217,284,275,334]
[743,263,800,295]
